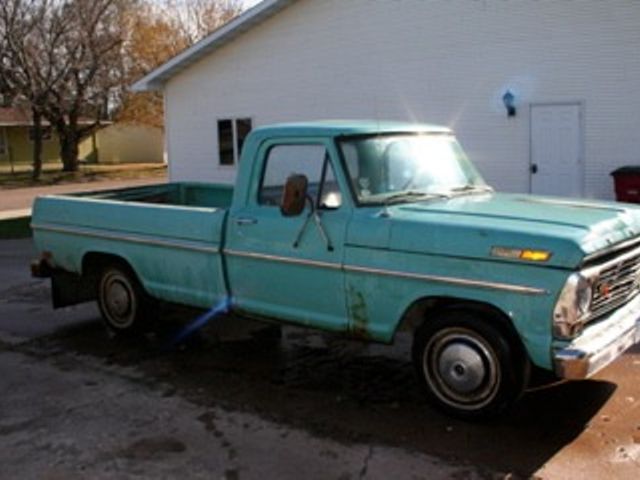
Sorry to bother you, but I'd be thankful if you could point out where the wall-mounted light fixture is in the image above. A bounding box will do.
[502,90,516,117]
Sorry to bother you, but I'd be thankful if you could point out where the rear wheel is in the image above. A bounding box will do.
[412,309,528,419]
[97,265,151,334]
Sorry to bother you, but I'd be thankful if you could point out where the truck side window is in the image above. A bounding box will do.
[259,144,342,209]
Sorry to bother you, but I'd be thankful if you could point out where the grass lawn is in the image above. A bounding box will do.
[0,216,31,239]
[0,163,167,189]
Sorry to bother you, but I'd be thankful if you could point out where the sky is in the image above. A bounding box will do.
[242,0,262,9]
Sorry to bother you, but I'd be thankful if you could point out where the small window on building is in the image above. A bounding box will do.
[217,119,234,166]
[28,126,52,142]
[217,118,253,166]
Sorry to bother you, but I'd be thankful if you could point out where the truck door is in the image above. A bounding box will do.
[225,138,350,331]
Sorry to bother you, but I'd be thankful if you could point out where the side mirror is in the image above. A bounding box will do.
[280,174,308,217]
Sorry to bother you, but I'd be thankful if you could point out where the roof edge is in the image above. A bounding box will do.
[131,0,296,92]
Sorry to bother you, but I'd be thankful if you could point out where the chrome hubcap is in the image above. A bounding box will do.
[438,343,485,394]
[107,281,131,317]
[100,271,136,329]
[423,328,500,410]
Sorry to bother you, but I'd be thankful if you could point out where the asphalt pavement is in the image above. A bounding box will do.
[0,238,490,479]
[1,237,640,479]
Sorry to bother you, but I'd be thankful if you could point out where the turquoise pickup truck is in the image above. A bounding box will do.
[31,121,640,418]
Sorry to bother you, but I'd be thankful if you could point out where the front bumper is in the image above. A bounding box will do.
[554,293,640,379]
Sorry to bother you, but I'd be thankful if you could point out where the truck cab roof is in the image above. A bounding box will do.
[250,120,452,139]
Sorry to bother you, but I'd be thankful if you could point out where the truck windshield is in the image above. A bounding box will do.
[338,134,490,205]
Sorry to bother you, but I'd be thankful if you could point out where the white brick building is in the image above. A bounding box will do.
[133,0,640,199]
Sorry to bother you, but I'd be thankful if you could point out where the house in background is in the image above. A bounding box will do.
[78,123,165,164]
[0,107,164,168]
[0,107,63,168]
[133,0,640,200]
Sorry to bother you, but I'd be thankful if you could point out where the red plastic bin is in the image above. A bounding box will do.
[611,166,640,203]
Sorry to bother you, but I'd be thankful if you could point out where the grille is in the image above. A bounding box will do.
[590,252,640,320]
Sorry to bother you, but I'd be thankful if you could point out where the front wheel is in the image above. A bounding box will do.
[412,310,528,419]
[97,265,152,334]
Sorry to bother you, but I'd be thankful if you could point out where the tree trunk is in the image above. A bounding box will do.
[56,121,80,172]
[31,108,43,180]
[60,135,79,172]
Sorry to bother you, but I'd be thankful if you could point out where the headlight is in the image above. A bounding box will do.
[553,273,593,339]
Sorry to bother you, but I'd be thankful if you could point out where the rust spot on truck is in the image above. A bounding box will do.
[348,286,370,339]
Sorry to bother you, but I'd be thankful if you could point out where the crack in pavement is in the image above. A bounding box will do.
[359,445,374,479]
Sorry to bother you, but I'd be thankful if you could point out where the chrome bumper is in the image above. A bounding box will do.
[554,294,640,380]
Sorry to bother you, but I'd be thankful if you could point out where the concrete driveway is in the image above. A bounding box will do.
[1,238,640,479]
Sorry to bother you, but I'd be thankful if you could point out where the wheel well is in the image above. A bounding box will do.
[395,296,527,359]
[82,252,140,288]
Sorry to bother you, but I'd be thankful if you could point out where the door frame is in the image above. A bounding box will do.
[225,136,353,332]
[528,101,586,196]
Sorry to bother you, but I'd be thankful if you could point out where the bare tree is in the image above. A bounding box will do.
[115,1,189,128]
[1,0,126,173]
[0,0,51,179]
[163,0,241,44]
[1,0,241,175]
[41,0,126,172]
[116,0,241,128]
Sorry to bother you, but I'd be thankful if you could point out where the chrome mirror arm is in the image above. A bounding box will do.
[292,195,334,252]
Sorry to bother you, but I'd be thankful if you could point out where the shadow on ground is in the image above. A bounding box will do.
[32,307,616,478]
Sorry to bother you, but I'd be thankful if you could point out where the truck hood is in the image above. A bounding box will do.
[383,193,640,268]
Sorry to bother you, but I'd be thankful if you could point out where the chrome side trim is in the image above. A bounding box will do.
[225,249,547,295]
[224,249,342,270]
[344,264,547,295]
[31,223,219,254]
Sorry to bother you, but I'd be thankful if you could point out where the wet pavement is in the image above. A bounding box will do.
[2,238,640,478]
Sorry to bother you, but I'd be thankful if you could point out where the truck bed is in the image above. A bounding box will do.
[31,182,232,309]
[73,182,234,209]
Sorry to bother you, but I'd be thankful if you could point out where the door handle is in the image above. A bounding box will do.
[235,217,258,226]
[530,164,538,174]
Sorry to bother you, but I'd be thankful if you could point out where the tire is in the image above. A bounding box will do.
[412,309,529,419]
[97,265,152,334]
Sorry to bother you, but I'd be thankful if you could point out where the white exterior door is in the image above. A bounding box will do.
[530,104,583,197]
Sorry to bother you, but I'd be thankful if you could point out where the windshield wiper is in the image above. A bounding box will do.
[376,190,450,217]
[383,190,450,205]
[449,184,494,194]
